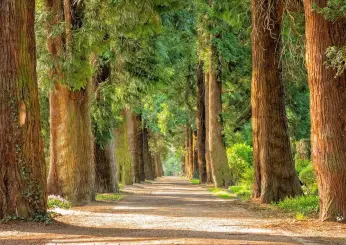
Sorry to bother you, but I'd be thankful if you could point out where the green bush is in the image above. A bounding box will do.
[275,195,319,216]
[295,159,311,174]
[48,195,71,209]
[299,164,318,194]
[227,144,253,185]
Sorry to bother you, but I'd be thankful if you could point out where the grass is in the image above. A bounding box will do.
[274,195,319,217]
[229,185,252,200]
[96,193,124,202]
[48,195,71,209]
[190,179,200,185]
[208,188,235,199]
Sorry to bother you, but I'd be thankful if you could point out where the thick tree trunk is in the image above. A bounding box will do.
[304,0,346,221]
[197,62,207,183]
[204,71,213,183]
[208,37,233,188]
[0,0,47,219]
[126,108,141,183]
[115,111,133,185]
[251,0,302,203]
[137,115,145,182]
[47,0,94,205]
[94,138,118,193]
[143,127,155,180]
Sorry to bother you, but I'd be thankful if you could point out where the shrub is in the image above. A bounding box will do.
[275,195,319,216]
[48,195,71,209]
[299,164,318,194]
[227,143,253,185]
[96,193,124,202]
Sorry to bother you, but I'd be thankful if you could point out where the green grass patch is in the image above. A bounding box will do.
[229,186,252,200]
[96,193,124,202]
[48,195,71,209]
[208,188,235,199]
[190,179,200,185]
[274,195,319,216]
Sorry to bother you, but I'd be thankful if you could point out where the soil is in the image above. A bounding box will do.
[0,177,345,245]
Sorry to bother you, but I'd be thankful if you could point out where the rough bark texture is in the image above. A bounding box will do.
[204,71,213,183]
[304,0,346,221]
[251,0,302,203]
[208,37,233,188]
[94,138,118,193]
[196,62,207,183]
[115,111,133,185]
[137,116,145,182]
[47,0,95,205]
[126,108,140,183]
[143,127,154,180]
[0,0,47,219]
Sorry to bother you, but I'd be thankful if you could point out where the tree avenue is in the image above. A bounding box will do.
[1,0,346,225]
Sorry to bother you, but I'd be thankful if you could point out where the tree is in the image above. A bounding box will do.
[0,0,47,218]
[251,0,302,203]
[47,0,95,205]
[304,0,346,221]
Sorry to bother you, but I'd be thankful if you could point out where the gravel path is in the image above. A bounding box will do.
[0,176,345,245]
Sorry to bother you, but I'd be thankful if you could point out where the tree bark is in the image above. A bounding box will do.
[197,62,207,183]
[126,108,141,183]
[204,71,213,183]
[251,0,302,203]
[137,115,145,182]
[143,126,155,180]
[304,0,346,221]
[0,0,47,219]
[115,111,133,185]
[47,0,95,205]
[208,35,233,188]
[94,138,118,193]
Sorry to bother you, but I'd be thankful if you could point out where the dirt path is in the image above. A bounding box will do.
[0,177,345,245]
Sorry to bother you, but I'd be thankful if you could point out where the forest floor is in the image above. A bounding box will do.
[0,176,345,245]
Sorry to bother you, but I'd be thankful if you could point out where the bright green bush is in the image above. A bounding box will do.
[48,195,71,209]
[275,195,319,216]
[299,164,318,194]
[227,144,253,185]
[295,159,311,174]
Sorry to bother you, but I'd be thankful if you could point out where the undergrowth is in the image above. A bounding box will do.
[96,193,124,202]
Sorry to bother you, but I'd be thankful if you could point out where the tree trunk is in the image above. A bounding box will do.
[143,126,155,180]
[114,111,133,185]
[94,138,118,193]
[137,115,145,182]
[0,0,47,219]
[251,0,302,203]
[204,71,213,183]
[47,0,95,205]
[304,0,346,221]
[208,35,233,188]
[126,108,140,183]
[197,62,207,183]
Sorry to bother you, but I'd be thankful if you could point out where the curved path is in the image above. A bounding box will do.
[0,177,345,244]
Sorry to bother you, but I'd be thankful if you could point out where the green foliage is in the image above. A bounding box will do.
[96,193,124,202]
[48,195,71,209]
[208,188,235,199]
[299,164,318,195]
[275,195,319,216]
[190,179,200,185]
[227,143,253,185]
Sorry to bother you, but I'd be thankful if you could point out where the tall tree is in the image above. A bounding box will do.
[196,62,207,183]
[0,0,47,219]
[251,0,302,203]
[304,0,346,221]
[47,0,95,205]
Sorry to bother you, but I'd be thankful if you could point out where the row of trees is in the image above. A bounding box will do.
[183,0,346,222]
